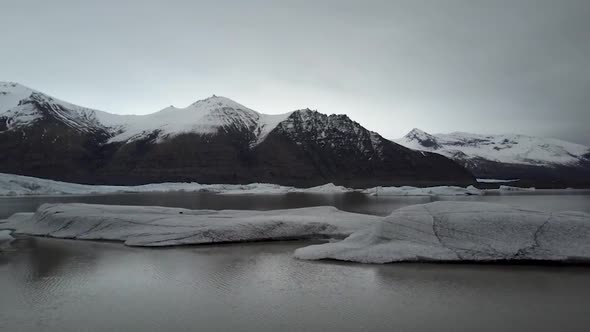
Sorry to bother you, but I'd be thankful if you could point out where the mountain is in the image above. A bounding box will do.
[0,82,474,187]
[397,128,590,187]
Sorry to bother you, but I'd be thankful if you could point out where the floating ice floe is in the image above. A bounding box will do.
[216,183,352,195]
[294,201,590,263]
[362,185,482,196]
[1,172,483,197]
[476,178,519,183]
[498,185,536,192]
[0,173,355,196]
[0,203,380,247]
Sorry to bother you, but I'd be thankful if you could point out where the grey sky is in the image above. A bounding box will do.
[2,0,589,144]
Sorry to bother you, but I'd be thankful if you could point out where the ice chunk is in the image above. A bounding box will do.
[498,185,536,192]
[1,203,380,247]
[294,201,590,263]
[362,185,482,196]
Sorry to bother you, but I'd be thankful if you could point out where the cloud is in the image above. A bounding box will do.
[2,0,589,144]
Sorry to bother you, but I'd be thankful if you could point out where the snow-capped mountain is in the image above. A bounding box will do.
[397,128,590,186]
[0,82,474,187]
[0,82,118,135]
[0,82,289,144]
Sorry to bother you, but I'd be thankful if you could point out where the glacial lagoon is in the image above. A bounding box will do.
[1,191,590,331]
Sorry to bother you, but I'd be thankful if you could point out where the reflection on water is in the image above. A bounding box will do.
[1,238,590,332]
[1,190,590,219]
[2,192,590,331]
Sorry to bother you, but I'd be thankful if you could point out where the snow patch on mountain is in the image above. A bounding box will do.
[0,82,299,145]
[0,81,131,134]
[397,128,590,167]
[109,97,295,143]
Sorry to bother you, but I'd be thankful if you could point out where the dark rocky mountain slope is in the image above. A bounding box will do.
[0,82,475,187]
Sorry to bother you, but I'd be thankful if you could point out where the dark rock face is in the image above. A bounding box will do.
[250,111,473,187]
[0,107,475,187]
[0,96,112,184]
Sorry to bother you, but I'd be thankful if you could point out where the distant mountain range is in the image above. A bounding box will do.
[0,82,473,187]
[396,128,590,187]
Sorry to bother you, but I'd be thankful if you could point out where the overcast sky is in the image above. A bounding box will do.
[2,0,589,144]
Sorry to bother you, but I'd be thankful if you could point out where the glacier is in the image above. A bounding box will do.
[294,201,590,263]
[397,128,590,168]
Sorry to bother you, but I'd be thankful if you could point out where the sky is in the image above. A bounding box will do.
[1,0,589,144]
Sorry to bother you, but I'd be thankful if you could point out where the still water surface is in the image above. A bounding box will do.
[1,190,590,219]
[1,192,590,331]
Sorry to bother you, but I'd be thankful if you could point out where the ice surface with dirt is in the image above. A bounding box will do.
[1,203,380,247]
[294,201,590,263]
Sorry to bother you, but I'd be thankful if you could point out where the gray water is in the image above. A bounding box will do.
[2,192,590,331]
[1,189,590,219]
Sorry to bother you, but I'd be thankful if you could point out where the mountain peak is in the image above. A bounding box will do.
[0,82,38,113]
[407,127,427,135]
[402,128,441,149]
[191,95,241,107]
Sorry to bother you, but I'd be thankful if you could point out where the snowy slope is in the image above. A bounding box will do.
[396,128,590,167]
[0,82,293,144]
[0,82,133,134]
[108,95,293,143]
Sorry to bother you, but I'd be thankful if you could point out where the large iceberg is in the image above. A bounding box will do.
[294,201,590,263]
[0,203,380,247]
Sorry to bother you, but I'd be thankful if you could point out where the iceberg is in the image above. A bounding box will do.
[294,201,590,263]
[498,185,536,192]
[0,172,353,196]
[362,185,482,196]
[1,203,380,247]
[0,173,488,197]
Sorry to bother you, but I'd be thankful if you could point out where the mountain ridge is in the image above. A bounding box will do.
[396,128,590,187]
[0,82,475,187]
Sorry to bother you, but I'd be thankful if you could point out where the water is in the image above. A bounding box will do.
[1,189,589,219]
[1,192,590,331]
